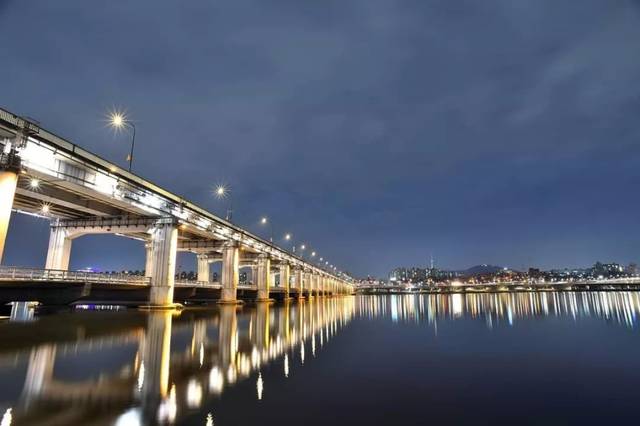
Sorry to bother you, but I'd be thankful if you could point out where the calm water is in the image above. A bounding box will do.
[1,292,640,425]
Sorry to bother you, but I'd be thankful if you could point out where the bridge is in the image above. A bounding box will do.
[0,108,355,308]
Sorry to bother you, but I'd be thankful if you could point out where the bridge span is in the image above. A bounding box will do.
[0,108,354,308]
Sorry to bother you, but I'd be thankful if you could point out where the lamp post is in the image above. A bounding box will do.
[215,184,233,221]
[109,112,137,172]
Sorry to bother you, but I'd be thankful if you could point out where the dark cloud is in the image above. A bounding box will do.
[2,0,640,276]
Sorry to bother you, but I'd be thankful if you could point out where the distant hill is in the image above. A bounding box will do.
[461,264,504,276]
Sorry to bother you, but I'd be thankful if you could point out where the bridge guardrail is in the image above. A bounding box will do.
[0,266,151,285]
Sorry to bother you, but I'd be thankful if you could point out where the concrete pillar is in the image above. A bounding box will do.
[256,254,273,302]
[44,225,72,270]
[294,268,304,299]
[280,263,291,299]
[220,241,240,304]
[144,242,153,277]
[0,169,18,265]
[305,272,314,298]
[197,254,210,283]
[148,221,178,307]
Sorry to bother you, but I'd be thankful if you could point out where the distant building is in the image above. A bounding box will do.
[389,268,408,284]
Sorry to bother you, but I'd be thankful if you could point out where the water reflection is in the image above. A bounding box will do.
[357,292,640,328]
[0,298,355,425]
[1,292,639,425]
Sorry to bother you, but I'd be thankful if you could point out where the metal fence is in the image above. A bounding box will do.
[0,266,151,285]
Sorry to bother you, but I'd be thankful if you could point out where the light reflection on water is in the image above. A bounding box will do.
[0,298,355,425]
[358,291,640,328]
[0,292,639,425]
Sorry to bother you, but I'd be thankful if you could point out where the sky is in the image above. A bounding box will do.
[2,0,640,277]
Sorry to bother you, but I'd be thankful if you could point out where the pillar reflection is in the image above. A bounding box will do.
[3,297,357,425]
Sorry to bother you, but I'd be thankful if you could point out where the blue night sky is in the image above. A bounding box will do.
[2,0,640,277]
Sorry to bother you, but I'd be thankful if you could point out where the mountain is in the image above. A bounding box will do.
[462,264,504,276]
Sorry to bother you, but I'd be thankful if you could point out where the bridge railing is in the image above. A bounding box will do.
[169,280,257,290]
[0,266,151,285]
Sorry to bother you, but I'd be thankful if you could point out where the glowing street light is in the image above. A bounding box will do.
[260,216,273,242]
[311,251,316,257]
[214,184,233,221]
[284,233,291,241]
[107,110,137,172]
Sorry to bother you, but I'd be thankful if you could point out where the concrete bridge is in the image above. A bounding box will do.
[0,108,355,308]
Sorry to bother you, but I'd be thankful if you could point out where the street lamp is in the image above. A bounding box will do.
[214,184,233,221]
[108,111,137,172]
[260,216,273,242]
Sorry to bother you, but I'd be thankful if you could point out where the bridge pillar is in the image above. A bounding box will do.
[256,253,273,302]
[144,242,153,277]
[280,262,291,300]
[147,221,179,308]
[305,271,315,298]
[219,240,240,304]
[197,253,210,283]
[44,225,72,270]
[294,267,304,299]
[0,168,19,265]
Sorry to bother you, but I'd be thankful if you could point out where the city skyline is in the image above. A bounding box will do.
[2,1,640,277]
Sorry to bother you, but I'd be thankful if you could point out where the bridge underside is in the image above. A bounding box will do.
[0,281,316,306]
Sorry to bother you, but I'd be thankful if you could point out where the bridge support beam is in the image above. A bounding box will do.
[280,262,291,300]
[256,254,274,302]
[219,241,241,304]
[44,225,72,270]
[305,271,314,298]
[197,253,210,283]
[0,168,18,265]
[294,267,304,299]
[144,242,153,277]
[147,221,179,308]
